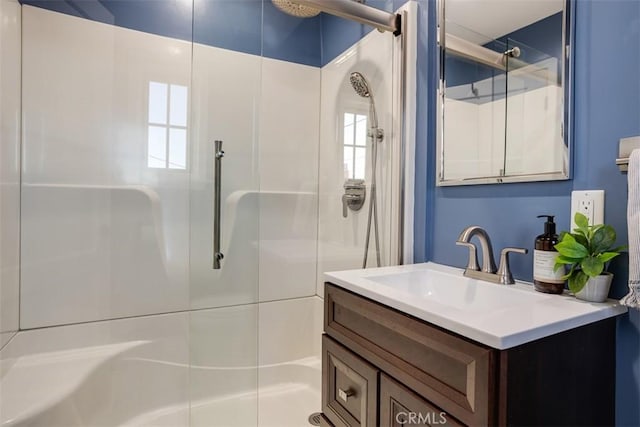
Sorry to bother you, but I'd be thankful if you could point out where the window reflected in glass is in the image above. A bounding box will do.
[343,112,367,180]
[147,81,188,170]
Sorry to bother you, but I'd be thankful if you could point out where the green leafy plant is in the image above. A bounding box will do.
[553,213,626,293]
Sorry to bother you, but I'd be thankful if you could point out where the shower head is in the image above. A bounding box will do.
[349,71,380,131]
[271,0,320,17]
[349,72,372,98]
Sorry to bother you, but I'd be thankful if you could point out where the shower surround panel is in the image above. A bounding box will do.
[20,5,193,327]
[5,3,324,426]
[0,0,21,350]
[19,5,320,328]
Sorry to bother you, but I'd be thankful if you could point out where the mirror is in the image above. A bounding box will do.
[437,0,572,186]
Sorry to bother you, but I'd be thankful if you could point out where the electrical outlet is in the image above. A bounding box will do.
[571,190,605,228]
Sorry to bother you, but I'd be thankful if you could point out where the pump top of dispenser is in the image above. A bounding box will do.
[536,215,557,235]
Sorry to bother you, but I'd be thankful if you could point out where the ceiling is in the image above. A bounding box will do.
[445,0,563,43]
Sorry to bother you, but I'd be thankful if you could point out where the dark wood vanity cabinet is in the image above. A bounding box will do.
[379,373,465,427]
[321,283,617,427]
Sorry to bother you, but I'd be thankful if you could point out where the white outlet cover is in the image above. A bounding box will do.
[570,190,605,228]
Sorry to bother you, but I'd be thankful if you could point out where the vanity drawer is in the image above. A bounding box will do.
[322,335,378,427]
[324,283,497,426]
[380,373,464,427]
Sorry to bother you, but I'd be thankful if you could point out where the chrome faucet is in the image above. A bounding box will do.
[455,226,528,285]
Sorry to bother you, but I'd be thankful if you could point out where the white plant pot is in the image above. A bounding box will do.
[575,273,613,303]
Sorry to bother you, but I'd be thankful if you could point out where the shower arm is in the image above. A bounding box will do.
[293,0,401,35]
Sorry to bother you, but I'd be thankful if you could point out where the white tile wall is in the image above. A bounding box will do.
[0,0,21,347]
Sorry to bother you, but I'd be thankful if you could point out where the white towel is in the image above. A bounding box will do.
[621,149,640,308]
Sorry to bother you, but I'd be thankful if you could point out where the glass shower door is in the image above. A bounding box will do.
[188,1,261,425]
[17,1,198,425]
[10,0,262,424]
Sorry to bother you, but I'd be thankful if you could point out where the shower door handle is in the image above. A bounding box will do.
[213,140,224,269]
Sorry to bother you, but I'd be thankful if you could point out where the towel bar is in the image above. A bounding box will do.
[618,136,640,172]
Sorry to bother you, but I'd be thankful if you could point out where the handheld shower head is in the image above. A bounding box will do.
[350,72,372,98]
[349,72,383,269]
[349,71,379,130]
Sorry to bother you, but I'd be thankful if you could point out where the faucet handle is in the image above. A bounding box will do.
[497,247,528,285]
[456,241,480,272]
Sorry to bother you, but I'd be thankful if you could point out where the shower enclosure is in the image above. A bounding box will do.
[0,0,417,425]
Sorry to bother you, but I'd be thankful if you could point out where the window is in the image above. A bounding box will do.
[343,112,367,180]
[147,82,188,169]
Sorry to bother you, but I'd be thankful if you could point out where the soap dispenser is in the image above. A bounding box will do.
[533,215,565,294]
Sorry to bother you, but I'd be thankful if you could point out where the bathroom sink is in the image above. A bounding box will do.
[324,262,627,349]
[366,268,547,313]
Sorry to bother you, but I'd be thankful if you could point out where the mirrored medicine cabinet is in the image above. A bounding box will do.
[436,0,573,186]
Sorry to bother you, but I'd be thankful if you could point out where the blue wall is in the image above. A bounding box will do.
[498,12,564,82]
[21,0,324,66]
[20,0,420,68]
[414,0,640,424]
[20,0,417,68]
[319,0,407,66]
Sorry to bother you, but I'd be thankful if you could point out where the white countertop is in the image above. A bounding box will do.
[324,262,628,349]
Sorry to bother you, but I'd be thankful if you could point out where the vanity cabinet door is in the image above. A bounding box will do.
[325,283,497,426]
[380,374,464,427]
[322,335,378,427]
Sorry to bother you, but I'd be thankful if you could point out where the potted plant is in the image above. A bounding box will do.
[554,212,626,302]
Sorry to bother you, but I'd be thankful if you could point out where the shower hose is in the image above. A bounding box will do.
[363,128,381,268]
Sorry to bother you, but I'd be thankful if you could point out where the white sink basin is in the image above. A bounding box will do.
[324,262,627,349]
[367,269,547,313]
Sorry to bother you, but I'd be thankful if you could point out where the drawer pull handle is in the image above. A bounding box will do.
[338,388,355,402]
